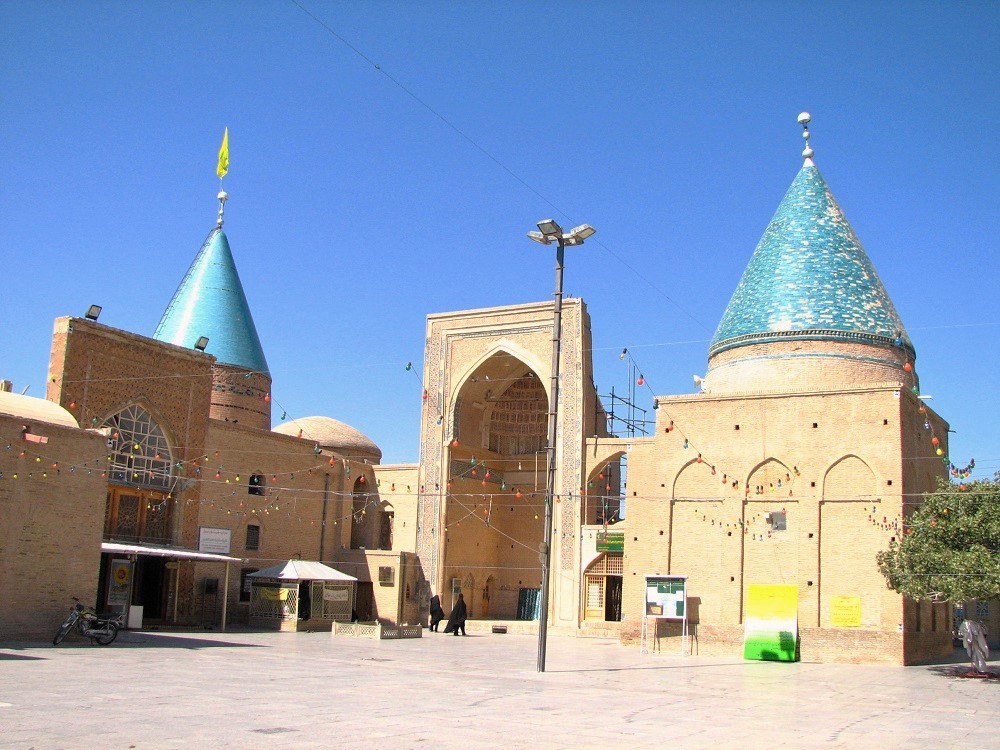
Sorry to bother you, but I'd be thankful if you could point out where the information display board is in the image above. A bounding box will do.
[645,575,687,619]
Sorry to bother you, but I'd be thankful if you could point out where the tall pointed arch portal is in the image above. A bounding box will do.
[443,351,549,621]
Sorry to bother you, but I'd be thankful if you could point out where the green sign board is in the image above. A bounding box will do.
[596,530,624,552]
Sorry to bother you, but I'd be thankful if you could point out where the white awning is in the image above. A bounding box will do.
[249,560,356,581]
[101,541,242,563]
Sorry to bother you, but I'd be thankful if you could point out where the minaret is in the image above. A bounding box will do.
[703,114,917,395]
[153,137,272,429]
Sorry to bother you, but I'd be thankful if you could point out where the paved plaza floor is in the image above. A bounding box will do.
[1,628,996,749]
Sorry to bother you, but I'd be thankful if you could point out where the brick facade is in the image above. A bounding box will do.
[0,408,106,640]
[618,384,951,664]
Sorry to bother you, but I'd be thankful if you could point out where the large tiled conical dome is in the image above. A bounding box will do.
[710,164,913,359]
[155,224,272,429]
[704,121,916,395]
[154,227,269,375]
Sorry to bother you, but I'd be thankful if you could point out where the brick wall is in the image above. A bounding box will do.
[0,413,106,640]
[194,420,378,625]
[371,464,419,553]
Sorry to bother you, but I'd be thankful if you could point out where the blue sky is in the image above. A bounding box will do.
[2,1,997,477]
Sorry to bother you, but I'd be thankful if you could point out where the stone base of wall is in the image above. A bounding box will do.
[904,631,954,664]
[621,618,952,665]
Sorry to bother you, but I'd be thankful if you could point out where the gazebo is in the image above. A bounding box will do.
[248,561,357,632]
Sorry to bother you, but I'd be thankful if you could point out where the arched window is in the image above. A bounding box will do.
[248,474,265,496]
[350,478,371,550]
[378,504,394,551]
[104,405,173,489]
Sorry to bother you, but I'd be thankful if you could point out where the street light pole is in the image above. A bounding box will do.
[527,219,596,673]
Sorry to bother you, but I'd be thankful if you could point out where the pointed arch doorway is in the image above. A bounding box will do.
[584,552,623,621]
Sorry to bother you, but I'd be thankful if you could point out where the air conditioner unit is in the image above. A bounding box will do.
[378,566,395,585]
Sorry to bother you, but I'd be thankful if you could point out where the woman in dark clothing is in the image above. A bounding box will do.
[429,594,445,632]
[444,592,467,636]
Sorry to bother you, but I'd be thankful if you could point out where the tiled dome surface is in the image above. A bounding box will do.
[154,228,270,374]
[710,165,913,359]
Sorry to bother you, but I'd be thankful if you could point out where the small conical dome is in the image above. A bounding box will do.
[705,163,916,394]
[154,228,269,375]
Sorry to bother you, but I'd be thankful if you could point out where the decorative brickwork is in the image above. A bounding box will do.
[415,301,594,626]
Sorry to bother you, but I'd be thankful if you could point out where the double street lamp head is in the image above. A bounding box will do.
[526,219,597,246]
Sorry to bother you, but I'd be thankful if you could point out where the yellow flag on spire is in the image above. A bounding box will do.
[216,127,229,179]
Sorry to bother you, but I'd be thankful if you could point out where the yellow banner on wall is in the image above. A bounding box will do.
[830,596,862,627]
[258,586,289,602]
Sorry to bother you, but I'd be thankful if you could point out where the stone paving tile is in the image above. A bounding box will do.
[0,630,997,749]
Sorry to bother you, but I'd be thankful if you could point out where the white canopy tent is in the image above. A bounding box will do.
[250,560,357,581]
[248,561,357,630]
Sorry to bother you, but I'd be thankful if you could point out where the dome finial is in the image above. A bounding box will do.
[216,190,228,227]
[797,112,815,165]
[215,127,230,227]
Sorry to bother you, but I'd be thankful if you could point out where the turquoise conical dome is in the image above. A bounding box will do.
[710,164,913,360]
[154,228,270,374]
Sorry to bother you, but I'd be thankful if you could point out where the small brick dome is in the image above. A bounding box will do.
[273,416,381,463]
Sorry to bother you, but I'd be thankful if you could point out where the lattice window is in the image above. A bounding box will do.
[319,583,352,620]
[104,405,173,489]
[115,494,140,538]
[143,500,168,542]
[587,577,605,609]
[250,583,297,619]
[605,552,623,576]
[586,552,623,576]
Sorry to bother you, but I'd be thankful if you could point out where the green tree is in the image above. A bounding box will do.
[877,476,1000,602]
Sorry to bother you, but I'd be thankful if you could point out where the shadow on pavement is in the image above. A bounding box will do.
[111,632,266,649]
[22,632,266,650]
[553,661,753,674]
[0,651,47,660]
[926,664,1000,681]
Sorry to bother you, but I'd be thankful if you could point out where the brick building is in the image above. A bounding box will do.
[612,125,952,663]
[407,119,953,663]
[0,117,965,661]
[0,202,420,640]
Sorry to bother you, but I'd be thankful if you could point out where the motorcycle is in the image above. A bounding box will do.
[53,598,122,646]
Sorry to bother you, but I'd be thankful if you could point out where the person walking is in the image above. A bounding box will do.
[429,594,445,632]
[444,592,467,636]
